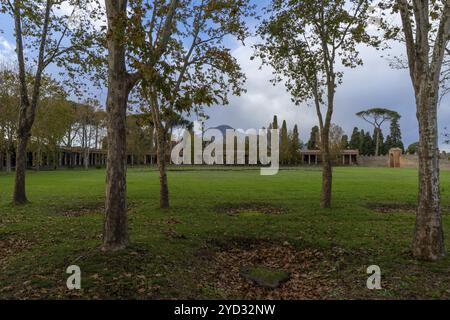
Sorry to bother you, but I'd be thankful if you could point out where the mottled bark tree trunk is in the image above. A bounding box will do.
[102,0,129,252]
[396,0,448,260]
[320,127,332,209]
[375,127,381,157]
[13,134,29,204]
[413,83,445,260]
[84,148,89,170]
[156,126,169,209]
[318,68,335,209]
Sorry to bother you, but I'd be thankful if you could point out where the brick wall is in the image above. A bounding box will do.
[359,154,450,169]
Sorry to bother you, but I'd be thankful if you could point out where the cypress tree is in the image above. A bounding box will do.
[349,127,361,151]
[384,135,392,154]
[307,126,320,150]
[280,120,289,164]
[273,115,279,130]
[290,124,302,164]
[341,134,349,150]
[359,129,365,154]
[363,131,374,155]
[390,117,404,152]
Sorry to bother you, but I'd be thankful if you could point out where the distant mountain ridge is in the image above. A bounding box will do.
[205,125,235,136]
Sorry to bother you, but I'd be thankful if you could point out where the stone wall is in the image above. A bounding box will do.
[359,154,450,170]
[358,156,388,167]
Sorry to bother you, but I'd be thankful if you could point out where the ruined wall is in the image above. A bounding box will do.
[359,154,450,170]
[358,156,389,167]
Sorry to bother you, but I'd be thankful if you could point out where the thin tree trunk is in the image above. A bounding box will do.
[13,135,28,204]
[375,127,380,157]
[320,129,332,209]
[5,149,12,173]
[156,126,169,209]
[54,150,58,170]
[12,0,52,205]
[413,89,445,260]
[102,0,130,252]
[84,148,89,169]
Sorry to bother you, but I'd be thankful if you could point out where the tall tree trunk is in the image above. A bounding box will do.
[413,87,445,260]
[103,0,129,252]
[5,148,12,173]
[12,0,51,205]
[375,127,380,157]
[84,148,89,169]
[13,134,29,204]
[156,126,169,209]
[396,0,449,261]
[320,128,332,209]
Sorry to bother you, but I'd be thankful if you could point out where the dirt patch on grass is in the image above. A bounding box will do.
[366,203,417,214]
[207,241,337,299]
[0,237,34,268]
[215,203,287,216]
[61,202,137,217]
[62,203,104,217]
[367,203,450,215]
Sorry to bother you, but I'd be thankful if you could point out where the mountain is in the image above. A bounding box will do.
[205,125,235,136]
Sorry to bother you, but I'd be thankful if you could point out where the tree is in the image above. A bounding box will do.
[280,120,289,164]
[289,124,302,164]
[272,115,279,130]
[307,126,320,150]
[329,124,345,160]
[76,102,97,170]
[103,0,209,249]
[372,127,384,155]
[380,0,449,260]
[389,116,404,152]
[31,77,71,170]
[127,114,154,166]
[0,0,97,204]
[134,0,252,209]
[103,0,152,251]
[407,142,419,155]
[362,131,374,156]
[349,127,361,151]
[341,135,349,150]
[256,0,377,208]
[356,108,400,156]
[384,135,392,153]
[0,65,19,173]
[61,102,80,168]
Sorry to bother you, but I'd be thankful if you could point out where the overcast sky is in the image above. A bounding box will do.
[1,3,449,151]
[201,37,450,151]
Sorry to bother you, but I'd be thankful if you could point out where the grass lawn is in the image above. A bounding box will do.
[0,167,449,299]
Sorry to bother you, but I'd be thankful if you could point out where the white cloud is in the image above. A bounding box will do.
[0,36,15,64]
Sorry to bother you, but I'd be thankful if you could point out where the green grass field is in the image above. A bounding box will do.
[0,167,449,299]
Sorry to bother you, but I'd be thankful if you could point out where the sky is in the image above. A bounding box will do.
[1,1,449,151]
